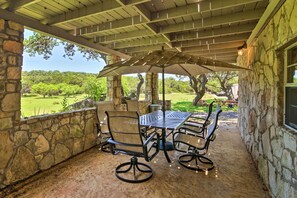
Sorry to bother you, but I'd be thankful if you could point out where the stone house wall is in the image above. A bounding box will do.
[237,0,297,197]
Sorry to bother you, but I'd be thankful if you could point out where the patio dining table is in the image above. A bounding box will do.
[140,110,192,163]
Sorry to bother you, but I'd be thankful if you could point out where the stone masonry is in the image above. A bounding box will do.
[145,72,159,104]
[0,20,98,189]
[237,0,297,197]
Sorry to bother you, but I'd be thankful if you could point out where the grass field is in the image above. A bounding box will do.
[21,93,236,118]
[21,94,86,118]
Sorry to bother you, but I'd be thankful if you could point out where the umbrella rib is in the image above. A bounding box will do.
[178,64,192,76]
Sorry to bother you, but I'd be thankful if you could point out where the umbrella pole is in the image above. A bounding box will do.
[162,67,165,118]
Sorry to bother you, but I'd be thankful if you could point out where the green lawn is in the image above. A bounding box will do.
[21,94,86,118]
[21,93,236,118]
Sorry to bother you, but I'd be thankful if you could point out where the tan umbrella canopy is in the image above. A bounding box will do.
[98,50,249,116]
[98,50,249,77]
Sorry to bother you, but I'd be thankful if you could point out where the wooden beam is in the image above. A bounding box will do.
[0,8,130,59]
[108,36,168,49]
[42,0,150,25]
[193,48,238,56]
[151,0,262,23]
[182,41,244,52]
[171,23,256,42]
[72,15,147,36]
[73,0,261,40]
[247,0,286,45]
[93,29,153,44]
[173,33,250,48]
[1,0,41,10]
[122,44,170,53]
[160,9,264,34]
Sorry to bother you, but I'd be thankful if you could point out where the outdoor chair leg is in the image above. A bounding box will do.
[178,153,214,172]
[115,156,153,183]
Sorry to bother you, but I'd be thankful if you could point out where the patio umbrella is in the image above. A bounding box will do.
[98,50,249,117]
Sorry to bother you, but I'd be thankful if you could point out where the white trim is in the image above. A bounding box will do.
[284,43,297,131]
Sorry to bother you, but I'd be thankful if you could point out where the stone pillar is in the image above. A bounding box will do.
[151,73,159,104]
[105,55,122,107]
[145,72,152,102]
[0,19,24,188]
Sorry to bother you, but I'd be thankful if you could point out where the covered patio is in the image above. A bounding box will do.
[0,0,296,198]
[1,117,269,198]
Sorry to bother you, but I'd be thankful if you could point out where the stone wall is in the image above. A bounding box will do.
[3,108,97,187]
[0,19,24,189]
[0,19,98,190]
[237,0,297,197]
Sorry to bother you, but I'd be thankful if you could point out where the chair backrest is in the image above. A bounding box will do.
[96,101,115,124]
[126,100,139,113]
[205,105,222,140]
[205,101,215,122]
[106,111,143,153]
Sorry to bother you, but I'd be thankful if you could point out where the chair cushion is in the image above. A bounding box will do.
[174,133,206,149]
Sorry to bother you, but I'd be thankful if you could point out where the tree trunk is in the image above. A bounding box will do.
[136,74,144,100]
[189,74,208,106]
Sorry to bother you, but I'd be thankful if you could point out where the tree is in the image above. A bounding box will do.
[208,71,238,100]
[24,32,105,62]
[189,74,208,106]
[83,77,107,101]
[136,74,144,100]
[31,83,49,98]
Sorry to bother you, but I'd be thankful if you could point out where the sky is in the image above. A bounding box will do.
[23,29,107,74]
[23,29,178,79]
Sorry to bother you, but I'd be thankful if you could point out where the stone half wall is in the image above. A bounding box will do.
[1,108,97,188]
[237,0,297,197]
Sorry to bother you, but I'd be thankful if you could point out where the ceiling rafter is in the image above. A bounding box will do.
[182,41,245,52]
[171,23,256,42]
[173,32,250,48]
[42,0,150,25]
[0,8,130,59]
[1,0,41,11]
[159,9,264,34]
[73,0,262,38]
[93,9,262,44]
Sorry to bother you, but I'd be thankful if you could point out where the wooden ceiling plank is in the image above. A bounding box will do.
[171,23,256,42]
[123,44,170,53]
[0,8,130,58]
[160,9,264,34]
[182,41,244,52]
[74,15,147,36]
[2,0,41,11]
[150,0,263,23]
[42,0,150,25]
[110,36,169,49]
[173,32,250,48]
[93,29,153,43]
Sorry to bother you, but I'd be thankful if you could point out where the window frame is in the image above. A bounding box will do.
[284,43,297,132]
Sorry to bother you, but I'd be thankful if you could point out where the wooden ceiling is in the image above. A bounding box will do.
[0,0,269,62]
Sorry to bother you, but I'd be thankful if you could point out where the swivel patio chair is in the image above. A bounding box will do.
[106,111,160,183]
[173,106,222,172]
[95,101,116,152]
[181,101,214,137]
[126,100,140,113]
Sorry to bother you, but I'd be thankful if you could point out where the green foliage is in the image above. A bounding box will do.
[60,96,70,112]
[158,77,192,94]
[83,76,107,101]
[24,32,104,62]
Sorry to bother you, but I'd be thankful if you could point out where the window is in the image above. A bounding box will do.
[285,45,297,131]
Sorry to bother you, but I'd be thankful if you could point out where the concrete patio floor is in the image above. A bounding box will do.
[1,118,270,198]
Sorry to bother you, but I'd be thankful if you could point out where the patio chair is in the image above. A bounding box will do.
[126,100,140,113]
[173,106,222,172]
[96,101,116,152]
[180,101,215,137]
[106,111,160,183]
